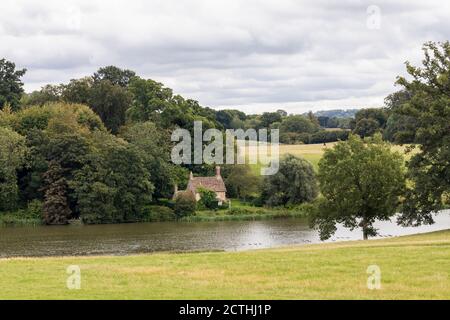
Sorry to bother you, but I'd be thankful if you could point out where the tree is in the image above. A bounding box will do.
[224,165,261,200]
[127,77,173,123]
[174,191,196,218]
[41,161,72,225]
[88,80,132,133]
[0,58,26,111]
[61,78,92,105]
[0,127,27,211]
[93,66,136,87]
[392,41,450,226]
[317,116,329,127]
[351,108,388,138]
[307,111,320,127]
[260,112,282,128]
[70,131,153,224]
[261,154,318,206]
[352,118,380,138]
[23,84,62,106]
[383,90,417,143]
[276,109,288,117]
[120,121,185,199]
[281,115,318,133]
[311,134,406,240]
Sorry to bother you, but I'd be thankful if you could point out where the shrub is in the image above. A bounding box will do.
[24,200,43,219]
[174,191,197,218]
[198,187,218,210]
[141,205,176,222]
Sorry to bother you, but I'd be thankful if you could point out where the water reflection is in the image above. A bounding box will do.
[0,210,448,258]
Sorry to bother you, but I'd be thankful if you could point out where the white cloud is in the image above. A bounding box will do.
[0,0,449,113]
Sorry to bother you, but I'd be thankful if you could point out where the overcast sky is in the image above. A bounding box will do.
[0,0,448,113]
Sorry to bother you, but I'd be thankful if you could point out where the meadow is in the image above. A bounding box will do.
[0,230,448,299]
[244,141,414,172]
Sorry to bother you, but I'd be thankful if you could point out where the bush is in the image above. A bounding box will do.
[261,154,318,207]
[174,191,197,218]
[198,187,218,210]
[141,205,176,222]
[24,200,43,219]
[228,207,254,215]
[0,200,44,226]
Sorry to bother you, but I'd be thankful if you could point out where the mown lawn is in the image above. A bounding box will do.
[0,230,449,299]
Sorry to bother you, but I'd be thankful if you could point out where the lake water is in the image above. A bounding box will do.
[0,210,449,258]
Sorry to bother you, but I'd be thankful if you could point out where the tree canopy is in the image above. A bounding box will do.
[392,41,450,226]
[261,154,318,207]
[311,134,406,240]
[0,58,26,111]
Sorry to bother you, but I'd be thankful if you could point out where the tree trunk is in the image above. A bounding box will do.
[360,217,369,240]
[363,228,368,240]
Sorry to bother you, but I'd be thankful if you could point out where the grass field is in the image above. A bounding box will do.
[1,230,449,299]
[243,142,413,172]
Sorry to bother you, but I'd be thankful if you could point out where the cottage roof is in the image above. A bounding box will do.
[186,166,227,193]
[187,176,227,193]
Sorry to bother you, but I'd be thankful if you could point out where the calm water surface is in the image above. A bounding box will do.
[0,210,449,258]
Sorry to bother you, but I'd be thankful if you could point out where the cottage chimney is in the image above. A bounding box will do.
[215,166,221,178]
[174,184,178,193]
[189,171,194,180]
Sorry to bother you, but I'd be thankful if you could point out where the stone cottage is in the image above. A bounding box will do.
[174,166,227,205]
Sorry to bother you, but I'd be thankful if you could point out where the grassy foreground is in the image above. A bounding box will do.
[1,230,449,299]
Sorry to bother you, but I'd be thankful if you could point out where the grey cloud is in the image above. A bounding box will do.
[0,0,449,113]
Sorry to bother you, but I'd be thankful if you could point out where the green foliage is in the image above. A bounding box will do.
[0,127,27,211]
[120,121,185,199]
[1,103,105,135]
[260,112,282,128]
[311,134,406,240]
[174,191,196,218]
[93,66,136,87]
[392,41,450,226]
[198,187,218,210]
[223,165,261,200]
[280,115,318,136]
[141,205,176,222]
[383,90,417,143]
[41,161,71,225]
[70,131,153,224]
[0,58,26,111]
[351,108,389,138]
[215,109,247,129]
[22,84,62,107]
[261,154,318,207]
[88,80,132,133]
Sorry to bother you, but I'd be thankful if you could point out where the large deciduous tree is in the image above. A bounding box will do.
[392,41,450,226]
[93,66,136,87]
[311,134,406,240]
[88,80,132,134]
[0,58,26,111]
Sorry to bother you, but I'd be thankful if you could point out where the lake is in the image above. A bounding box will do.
[0,210,449,258]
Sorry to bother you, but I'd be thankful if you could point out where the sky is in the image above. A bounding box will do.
[0,0,449,113]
